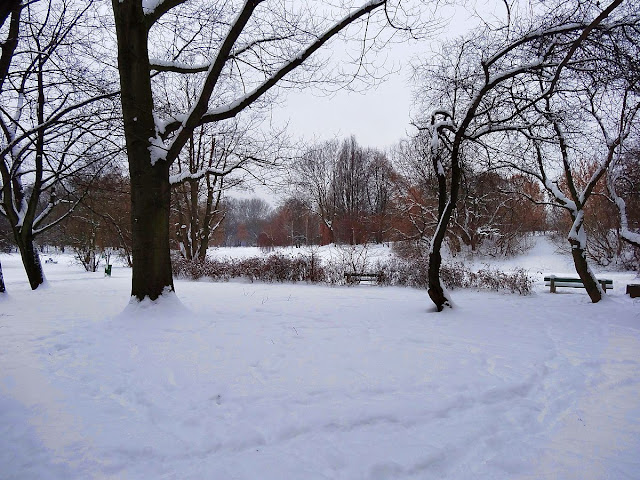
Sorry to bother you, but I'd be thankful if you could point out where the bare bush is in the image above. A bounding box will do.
[172,250,533,294]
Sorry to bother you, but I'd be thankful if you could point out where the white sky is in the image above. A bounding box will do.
[268,0,507,151]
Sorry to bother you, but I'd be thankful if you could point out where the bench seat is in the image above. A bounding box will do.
[544,275,612,293]
[344,273,381,285]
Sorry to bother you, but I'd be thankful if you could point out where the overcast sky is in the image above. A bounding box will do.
[268,0,507,151]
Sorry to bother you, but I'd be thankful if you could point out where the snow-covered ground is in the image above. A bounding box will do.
[1,237,639,479]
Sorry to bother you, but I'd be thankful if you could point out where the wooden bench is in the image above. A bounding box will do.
[544,275,612,293]
[344,272,381,285]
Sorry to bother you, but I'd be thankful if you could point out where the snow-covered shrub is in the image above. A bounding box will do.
[301,247,325,283]
[173,253,321,283]
[262,254,310,282]
[440,262,469,289]
[234,257,265,281]
[172,255,231,281]
[466,266,534,294]
[337,244,372,274]
[321,259,348,285]
[171,250,533,294]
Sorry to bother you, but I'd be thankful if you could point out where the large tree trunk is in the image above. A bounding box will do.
[113,0,174,300]
[130,161,173,299]
[16,234,45,290]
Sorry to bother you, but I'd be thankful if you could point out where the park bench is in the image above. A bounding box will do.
[344,272,382,285]
[544,275,612,293]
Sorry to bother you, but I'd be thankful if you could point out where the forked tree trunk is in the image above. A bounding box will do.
[196,191,219,261]
[113,0,174,300]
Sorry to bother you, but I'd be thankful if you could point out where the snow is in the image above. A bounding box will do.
[207,243,395,265]
[148,135,167,166]
[141,0,163,15]
[1,237,640,479]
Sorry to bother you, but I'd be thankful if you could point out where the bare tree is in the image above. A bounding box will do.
[61,167,132,271]
[170,114,284,260]
[0,1,119,290]
[509,2,640,300]
[222,197,272,246]
[333,136,370,244]
[414,0,626,310]
[110,0,413,300]
[607,149,640,250]
[0,0,21,294]
[521,87,639,301]
[365,149,395,243]
[292,139,341,244]
[390,135,440,246]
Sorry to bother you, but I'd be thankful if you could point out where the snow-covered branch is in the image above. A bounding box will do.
[160,0,387,150]
[144,0,189,29]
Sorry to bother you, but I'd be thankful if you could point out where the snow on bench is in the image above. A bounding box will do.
[344,272,382,285]
[544,275,612,293]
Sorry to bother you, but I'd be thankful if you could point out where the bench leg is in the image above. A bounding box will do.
[550,278,556,293]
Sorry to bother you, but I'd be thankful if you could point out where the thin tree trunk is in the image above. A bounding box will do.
[570,242,602,303]
[0,260,5,293]
[427,140,457,312]
[428,201,455,312]
[568,213,602,303]
[428,250,446,311]
[197,178,222,260]
[113,0,174,300]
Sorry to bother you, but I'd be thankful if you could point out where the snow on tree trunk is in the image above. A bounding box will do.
[568,211,602,303]
[113,0,174,301]
[427,112,458,312]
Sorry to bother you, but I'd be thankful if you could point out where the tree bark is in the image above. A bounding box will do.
[196,177,222,260]
[16,234,45,290]
[427,133,458,312]
[428,250,447,311]
[0,260,5,293]
[568,213,602,303]
[130,160,173,299]
[113,0,174,300]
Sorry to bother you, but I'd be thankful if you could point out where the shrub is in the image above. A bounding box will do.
[171,250,533,294]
